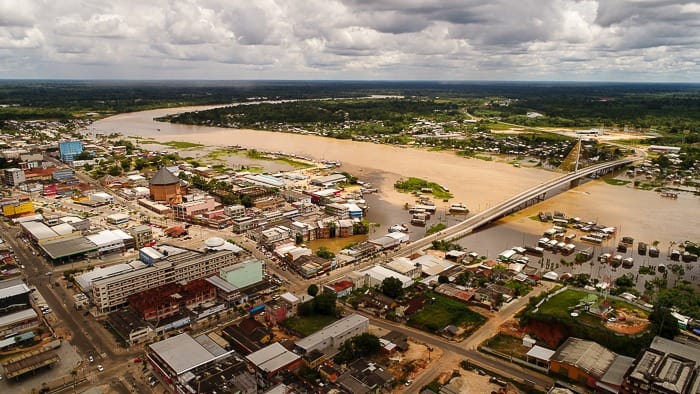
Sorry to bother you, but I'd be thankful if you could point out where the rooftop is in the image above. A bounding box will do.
[245,342,300,373]
[295,314,368,351]
[149,333,230,375]
[40,236,98,260]
[149,167,180,186]
[551,337,617,379]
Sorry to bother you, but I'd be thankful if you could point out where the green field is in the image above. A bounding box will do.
[282,315,338,336]
[394,177,453,199]
[484,333,529,360]
[161,141,204,149]
[409,293,485,334]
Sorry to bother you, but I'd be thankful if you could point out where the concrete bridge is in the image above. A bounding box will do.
[388,155,640,259]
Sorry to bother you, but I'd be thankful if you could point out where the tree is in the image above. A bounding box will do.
[307,284,319,297]
[438,275,449,284]
[648,307,680,339]
[312,293,337,316]
[615,274,635,288]
[381,277,404,298]
[334,333,381,364]
[316,247,335,259]
[108,164,122,176]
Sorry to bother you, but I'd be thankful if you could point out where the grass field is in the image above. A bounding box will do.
[484,333,529,360]
[409,293,486,334]
[162,141,204,149]
[603,178,631,186]
[282,315,338,336]
[394,177,454,199]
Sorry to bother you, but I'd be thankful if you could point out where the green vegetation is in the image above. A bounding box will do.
[381,277,404,299]
[334,333,381,364]
[484,333,529,360]
[409,293,486,334]
[246,149,313,168]
[163,98,464,137]
[521,289,655,356]
[431,240,463,252]
[316,247,335,259]
[656,283,700,320]
[298,292,337,317]
[307,284,319,297]
[282,315,338,336]
[160,141,203,149]
[603,178,631,186]
[426,222,447,235]
[394,177,454,199]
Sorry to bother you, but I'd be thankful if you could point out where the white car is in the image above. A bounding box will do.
[88,356,94,363]
[97,365,104,372]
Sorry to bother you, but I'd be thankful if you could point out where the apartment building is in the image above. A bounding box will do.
[89,248,248,313]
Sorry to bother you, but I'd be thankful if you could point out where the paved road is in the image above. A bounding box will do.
[348,282,557,391]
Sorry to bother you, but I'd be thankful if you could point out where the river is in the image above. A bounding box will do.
[86,105,699,288]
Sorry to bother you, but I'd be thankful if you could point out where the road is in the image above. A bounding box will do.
[0,220,141,390]
[354,283,556,391]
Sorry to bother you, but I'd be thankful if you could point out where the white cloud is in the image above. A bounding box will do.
[1,0,698,81]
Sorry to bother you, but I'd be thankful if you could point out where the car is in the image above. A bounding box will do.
[405,380,413,386]
[97,365,104,372]
[88,356,94,363]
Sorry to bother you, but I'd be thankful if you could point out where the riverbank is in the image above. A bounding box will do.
[89,106,557,217]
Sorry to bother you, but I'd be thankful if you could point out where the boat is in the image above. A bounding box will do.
[411,213,427,226]
[449,203,469,214]
[388,224,409,233]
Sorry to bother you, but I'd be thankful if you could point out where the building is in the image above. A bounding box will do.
[106,213,129,225]
[311,174,347,188]
[241,174,285,188]
[149,167,182,204]
[411,254,455,277]
[128,279,217,322]
[58,140,83,162]
[383,257,422,279]
[225,204,246,218]
[295,314,369,354]
[621,336,700,394]
[0,309,39,338]
[550,337,618,388]
[355,265,414,289]
[52,168,76,182]
[2,200,34,218]
[324,280,354,298]
[130,224,153,247]
[4,168,25,186]
[219,259,264,289]
[90,192,114,205]
[648,145,681,154]
[85,229,134,254]
[148,333,234,393]
[245,342,301,377]
[0,279,32,314]
[87,246,248,313]
[172,195,220,221]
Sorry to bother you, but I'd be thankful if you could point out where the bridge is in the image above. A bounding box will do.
[394,156,638,258]
[321,154,641,286]
[389,155,640,259]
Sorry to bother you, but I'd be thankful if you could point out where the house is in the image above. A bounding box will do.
[324,280,354,298]
[245,342,301,378]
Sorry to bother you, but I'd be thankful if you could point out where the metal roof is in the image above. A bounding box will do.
[0,282,30,300]
[40,236,98,259]
[551,337,617,379]
[295,314,368,351]
[526,345,555,361]
[149,167,180,185]
[246,342,300,373]
[0,308,38,327]
[149,333,228,375]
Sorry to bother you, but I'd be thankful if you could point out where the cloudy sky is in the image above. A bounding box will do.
[1,0,699,81]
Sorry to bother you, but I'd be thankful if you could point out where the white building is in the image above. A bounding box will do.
[411,254,454,277]
[90,192,114,204]
[87,247,247,312]
[295,314,369,354]
[4,168,25,186]
[356,265,414,289]
[383,257,421,279]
